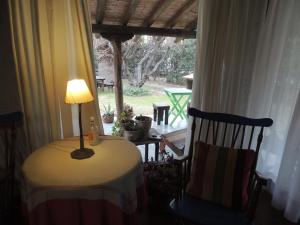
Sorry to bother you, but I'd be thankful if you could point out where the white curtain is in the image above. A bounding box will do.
[9,0,103,151]
[248,0,300,222]
[192,0,300,222]
[192,0,268,114]
[272,94,300,222]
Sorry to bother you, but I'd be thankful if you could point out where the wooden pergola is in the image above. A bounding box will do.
[89,0,198,116]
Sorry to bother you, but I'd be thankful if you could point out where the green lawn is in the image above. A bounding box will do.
[98,80,181,116]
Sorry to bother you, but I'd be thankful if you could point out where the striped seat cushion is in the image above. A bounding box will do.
[187,141,255,210]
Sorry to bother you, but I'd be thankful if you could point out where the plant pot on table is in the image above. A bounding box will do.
[102,114,114,123]
[135,115,152,139]
[123,130,141,141]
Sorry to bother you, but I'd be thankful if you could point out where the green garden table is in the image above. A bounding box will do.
[164,88,192,125]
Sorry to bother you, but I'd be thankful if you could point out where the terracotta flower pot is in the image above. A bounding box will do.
[102,114,114,123]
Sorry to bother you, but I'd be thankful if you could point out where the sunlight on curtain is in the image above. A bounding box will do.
[192,0,267,115]
[192,0,300,222]
[247,0,300,182]
[272,94,300,222]
[247,0,300,222]
[9,0,103,151]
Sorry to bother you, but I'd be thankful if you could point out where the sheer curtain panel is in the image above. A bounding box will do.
[9,0,103,151]
[192,0,300,222]
[248,0,300,222]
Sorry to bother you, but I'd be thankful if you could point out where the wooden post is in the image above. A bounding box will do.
[111,39,123,117]
[101,33,133,117]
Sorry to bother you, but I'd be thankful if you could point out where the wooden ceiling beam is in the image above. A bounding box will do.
[96,0,107,24]
[175,17,198,42]
[121,0,141,25]
[165,0,196,28]
[92,24,196,38]
[142,0,173,27]
[185,17,198,30]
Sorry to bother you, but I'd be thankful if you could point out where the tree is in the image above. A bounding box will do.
[93,35,196,87]
[93,35,113,66]
[122,36,169,87]
[162,39,196,85]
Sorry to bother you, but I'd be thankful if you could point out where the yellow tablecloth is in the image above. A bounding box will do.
[22,136,144,214]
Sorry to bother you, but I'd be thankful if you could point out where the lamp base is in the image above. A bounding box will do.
[71,148,95,160]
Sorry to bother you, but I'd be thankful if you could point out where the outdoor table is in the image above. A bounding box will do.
[96,76,105,90]
[22,136,145,225]
[164,88,192,125]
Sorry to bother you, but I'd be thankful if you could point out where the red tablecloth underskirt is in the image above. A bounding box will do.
[23,185,146,225]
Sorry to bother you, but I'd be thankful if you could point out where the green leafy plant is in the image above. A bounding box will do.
[119,111,129,123]
[112,121,121,136]
[123,87,150,96]
[112,112,132,136]
[123,120,139,131]
[103,104,114,116]
[123,103,134,119]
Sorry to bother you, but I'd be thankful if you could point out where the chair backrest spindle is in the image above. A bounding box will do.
[205,120,211,143]
[187,108,273,184]
[240,125,246,149]
[222,123,228,147]
[248,126,255,149]
[197,118,203,141]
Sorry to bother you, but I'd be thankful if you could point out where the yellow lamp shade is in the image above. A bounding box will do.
[65,79,94,104]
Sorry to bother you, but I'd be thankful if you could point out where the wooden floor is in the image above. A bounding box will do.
[254,191,299,225]
[139,191,298,225]
[11,190,298,225]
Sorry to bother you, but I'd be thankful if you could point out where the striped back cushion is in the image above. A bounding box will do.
[187,141,255,210]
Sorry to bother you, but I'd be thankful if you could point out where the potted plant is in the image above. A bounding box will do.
[112,112,130,136]
[123,103,134,120]
[102,104,114,123]
[123,120,141,141]
[135,115,152,139]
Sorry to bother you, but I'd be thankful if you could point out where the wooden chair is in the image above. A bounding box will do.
[160,129,186,157]
[170,107,273,225]
[153,103,170,125]
[0,112,23,225]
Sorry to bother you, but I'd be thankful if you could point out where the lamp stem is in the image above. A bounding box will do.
[70,103,94,160]
[79,103,84,149]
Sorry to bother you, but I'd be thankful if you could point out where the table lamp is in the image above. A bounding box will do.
[65,79,95,160]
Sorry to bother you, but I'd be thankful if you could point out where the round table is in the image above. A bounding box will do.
[22,136,145,225]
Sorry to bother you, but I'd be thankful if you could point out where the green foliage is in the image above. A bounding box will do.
[123,86,150,96]
[123,103,134,119]
[119,111,129,123]
[112,121,121,136]
[93,35,196,87]
[166,72,184,85]
[163,39,196,85]
[123,120,139,131]
[111,110,134,136]
[102,104,114,116]
[122,36,196,86]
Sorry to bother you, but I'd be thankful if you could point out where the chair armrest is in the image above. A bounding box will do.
[173,155,189,163]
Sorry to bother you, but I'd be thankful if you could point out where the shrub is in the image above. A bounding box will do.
[166,72,184,85]
[123,86,150,96]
